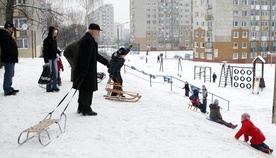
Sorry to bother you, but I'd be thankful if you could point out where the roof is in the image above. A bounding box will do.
[252,55,266,64]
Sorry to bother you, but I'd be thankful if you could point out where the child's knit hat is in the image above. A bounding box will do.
[213,99,219,106]
[241,113,250,120]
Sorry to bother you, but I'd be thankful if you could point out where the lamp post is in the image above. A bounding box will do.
[117,22,128,48]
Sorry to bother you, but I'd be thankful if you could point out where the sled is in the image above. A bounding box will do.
[104,81,141,102]
[18,113,67,146]
[18,88,78,146]
[188,100,199,111]
[97,72,106,83]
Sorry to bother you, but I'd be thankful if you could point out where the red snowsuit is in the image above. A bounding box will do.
[235,120,265,145]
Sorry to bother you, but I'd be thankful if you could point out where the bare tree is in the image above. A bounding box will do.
[74,0,103,25]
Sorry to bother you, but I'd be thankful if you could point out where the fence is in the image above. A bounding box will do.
[123,64,230,111]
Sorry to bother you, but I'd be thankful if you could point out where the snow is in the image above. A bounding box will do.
[0,51,276,158]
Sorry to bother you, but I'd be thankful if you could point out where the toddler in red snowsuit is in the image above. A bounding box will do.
[235,113,273,154]
[57,55,64,86]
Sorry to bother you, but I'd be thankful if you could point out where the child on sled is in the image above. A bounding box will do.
[209,99,237,129]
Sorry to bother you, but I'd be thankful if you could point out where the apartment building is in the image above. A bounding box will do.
[130,0,193,51]
[0,0,46,58]
[193,0,276,63]
[92,4,115,45]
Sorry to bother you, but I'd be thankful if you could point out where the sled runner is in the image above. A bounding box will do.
[104,81,141,102]
[18,88,78,146]
[188,100,199,111]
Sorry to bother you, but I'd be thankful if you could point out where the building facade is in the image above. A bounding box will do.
[193,0,276,63]
[130,0,193,51]
[92,4,115,46]
[0,0,47,58]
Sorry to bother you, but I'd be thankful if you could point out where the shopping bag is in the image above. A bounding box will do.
[38,65,52,84]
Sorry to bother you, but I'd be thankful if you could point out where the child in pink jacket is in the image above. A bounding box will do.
[235,113,273,154]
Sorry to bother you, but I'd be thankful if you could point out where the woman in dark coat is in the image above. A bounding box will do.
[43,26,60,92]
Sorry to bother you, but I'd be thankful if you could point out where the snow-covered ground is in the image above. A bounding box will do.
[0,51,276,158]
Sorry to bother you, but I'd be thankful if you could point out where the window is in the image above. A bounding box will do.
[194,42,198,48]
[200,52,205,59]
[242,11,248,16]
[241,53,247,59]
[17,38,28,49]
[242,42,247,48]
[233,10,239,16]
[242,0,248,5]
[13,18,27,29]
[14,0,25,4]
[233,42,238,49]
[242,21,247,27]
[233,53,238,59]
[195,52,199,58]
[250,52,257,58]
[195,31,199,38]
[233,21,239,27]
[242,32,247,38]
[233,32,239,38]
[201,31,205,38]
[261,52,268,57]
[233,0,239,5]
[200,42,205,48]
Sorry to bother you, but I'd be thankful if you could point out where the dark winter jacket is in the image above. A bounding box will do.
[108,52,126,77]
[0,28,18,63]
[43,26,59,63]
[189,89,199,106]
[73,32,109,93]
[235,120,266,145]
[63,40,80,69]
[184,83,190,91]
[209,104,223,122]
[212,73,217,80]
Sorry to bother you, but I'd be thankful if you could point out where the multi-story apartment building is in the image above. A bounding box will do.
[193,0,276,63]
[130,0,193,51]
[92,4,115,45]
[0,0,46,58]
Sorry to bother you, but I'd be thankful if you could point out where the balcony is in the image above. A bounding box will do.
[260,16,269,20]
[205,47,212,52]
[261,26,268,31]
[206,4,212,9]
[250,47,259,52]
[205,15,213,20]
[260,47,268,51]
[269,46,276,51]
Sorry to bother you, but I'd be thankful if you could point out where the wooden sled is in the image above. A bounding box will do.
[17,88,79,146]
[188,101,199,111]
[18,112,67,146]
[104,81,141,102]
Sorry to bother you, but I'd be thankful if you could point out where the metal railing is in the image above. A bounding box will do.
[123,64,230,111]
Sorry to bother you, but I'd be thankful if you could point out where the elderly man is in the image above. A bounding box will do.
[73,23,109,116]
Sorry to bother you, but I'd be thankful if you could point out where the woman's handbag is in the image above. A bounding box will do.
[38,65,52,84]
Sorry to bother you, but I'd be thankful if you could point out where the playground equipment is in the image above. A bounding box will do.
[194,65,212,83]
[218,56,265,94]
